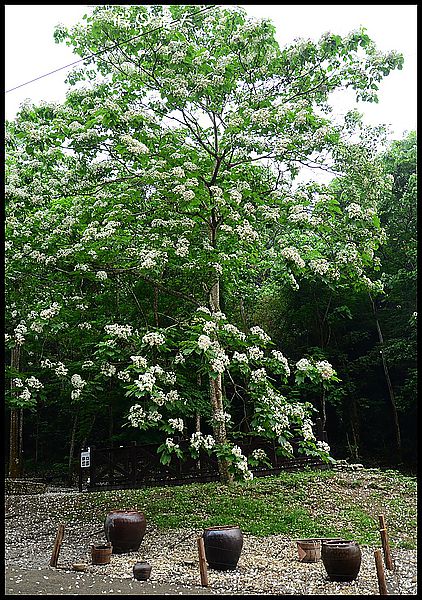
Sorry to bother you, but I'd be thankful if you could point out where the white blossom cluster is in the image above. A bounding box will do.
[250,326,271,343]
[198,334,212,351]
[101,363,117,377]
[212,410,231,423]
[229,189,242,204]
[232,351,248,363]
[296,358,312,371]
[231,445,253,481]
[18,387,32,401]
[315,360,335,379]
[96,270,108,280]
[270,350,291,376]
[25,376,44,389]
[41,358,69,377]
[14,323,28,345]
[281,246,305,268]
[174,352,185,364]
[222,323,246,340]
[260,205,280,221]
[209,343,231,374]
[121,134,149,155]
[309,259,330,276]
[142,331,166,346]
[104,323,133,339]
[316,440,330,453]
[175,237,190,257]
[248,346,264,361]
[82,360,94,369]
[71,373,86,400]
[235,220,259,242]
[117,370,131,382]
[128,404,146,428]
[165,437,179,450]
[190,431,216,452]
[130,355,148,369]
[134,371,156,392]
[13,376,43,401]
[302,418,316,441]
[39,302,61,320]
[251,368,267,383]
[71,373,86,388]
[345,203,363,218]
[203,320,217,335]
[168,417,184,432]
[251,448,267,462]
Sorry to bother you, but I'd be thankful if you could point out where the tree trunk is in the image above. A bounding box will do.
[68,407,79,486]
[8,346,23,479]
[209,375,233,483]
[209,276,232,484]
[369,293,402,458]
[349,399,360,462]
[154,285,159,326]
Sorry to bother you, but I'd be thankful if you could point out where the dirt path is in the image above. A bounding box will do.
[5,566,216,596]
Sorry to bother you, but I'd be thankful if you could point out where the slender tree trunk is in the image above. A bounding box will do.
[209,276,233,484]
[35,412,39,465]
[349,398,360,461]
[321,388,327,432]
[109,401,114,446]
[81,414,96,449]
[195,373,202,472]
[68,407,79,486]
[369,293,402,458]
[154,285,159,326]
[9,346,23,479]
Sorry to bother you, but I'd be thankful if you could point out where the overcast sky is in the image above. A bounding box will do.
[5,4,417,141]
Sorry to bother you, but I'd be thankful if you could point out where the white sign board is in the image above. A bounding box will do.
[80,451,90,468]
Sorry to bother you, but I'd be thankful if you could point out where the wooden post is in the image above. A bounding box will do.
[378,515,393,570]
[374,549,388,595]
[197,536,209,587]
[49,524,65,567]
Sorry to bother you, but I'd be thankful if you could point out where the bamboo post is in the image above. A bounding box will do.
[49,523,65,567]
[197,536,209,587]
[374,549,388,595]
[378,515,393,570]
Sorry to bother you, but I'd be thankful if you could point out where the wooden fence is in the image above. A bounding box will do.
[79,423,329,492]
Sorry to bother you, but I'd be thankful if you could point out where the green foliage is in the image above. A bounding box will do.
[5,4,410,478]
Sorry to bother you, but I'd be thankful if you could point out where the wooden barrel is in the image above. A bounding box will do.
[91,542,112,565]
[296,539,321,562]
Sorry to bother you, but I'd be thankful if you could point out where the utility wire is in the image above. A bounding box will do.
[5,5,216,94]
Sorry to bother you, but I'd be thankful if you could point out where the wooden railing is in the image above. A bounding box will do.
[79,434,330,492]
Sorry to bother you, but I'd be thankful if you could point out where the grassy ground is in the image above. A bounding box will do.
[47,466,417,550]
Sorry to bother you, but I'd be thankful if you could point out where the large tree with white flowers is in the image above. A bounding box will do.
[5,5,403,482]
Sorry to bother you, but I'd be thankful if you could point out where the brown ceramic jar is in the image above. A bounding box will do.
[321,540,362,581]
[104,509,146,554]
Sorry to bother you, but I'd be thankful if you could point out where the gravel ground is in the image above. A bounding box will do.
[5,487,417,596]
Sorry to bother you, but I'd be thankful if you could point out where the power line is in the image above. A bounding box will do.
[5,5,216,94]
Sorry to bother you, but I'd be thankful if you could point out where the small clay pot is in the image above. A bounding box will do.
[133,561,152,581]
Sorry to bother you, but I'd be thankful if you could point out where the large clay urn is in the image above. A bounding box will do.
[203,525,243,570]
[321,540,362,581]
[104,509,146,554]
